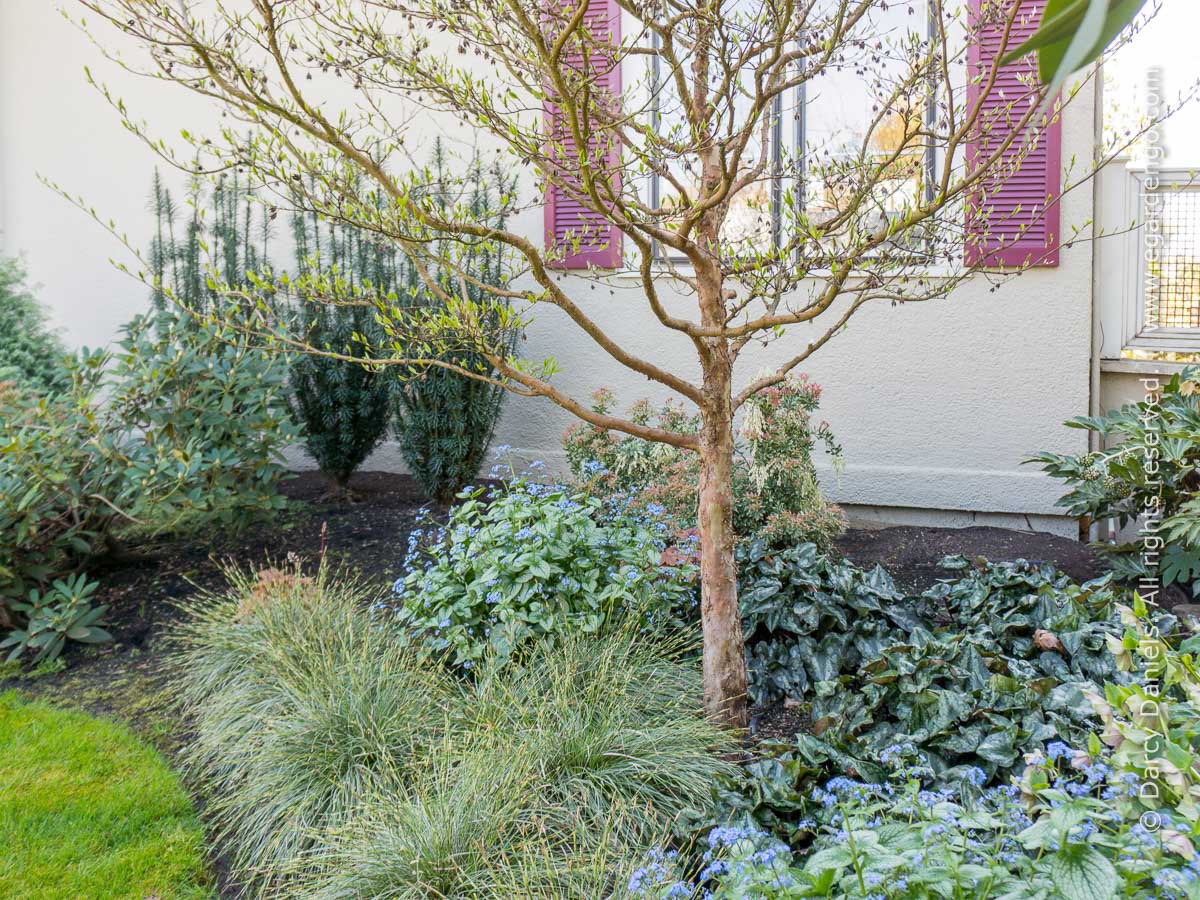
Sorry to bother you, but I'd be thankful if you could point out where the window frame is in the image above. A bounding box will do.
[1102,165,1200,356]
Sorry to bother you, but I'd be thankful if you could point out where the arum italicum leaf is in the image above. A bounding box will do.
[1000,0,1149,97]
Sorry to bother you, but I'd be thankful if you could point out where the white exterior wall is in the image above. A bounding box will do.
[1,1,1096,536]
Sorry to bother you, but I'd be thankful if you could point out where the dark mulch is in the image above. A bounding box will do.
[1,470,443,723]
[751,700,812,744]
[0,471,1116,894]
[835,524,1107,593]
[2,471,1118,745]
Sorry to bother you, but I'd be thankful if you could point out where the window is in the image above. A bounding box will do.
[1098,166,1200,358]
[1147,186,1200,330]
[646,1,940,258]
[1096,1,1200,360]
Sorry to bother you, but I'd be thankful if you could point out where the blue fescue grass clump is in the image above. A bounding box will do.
[174,562,736,898]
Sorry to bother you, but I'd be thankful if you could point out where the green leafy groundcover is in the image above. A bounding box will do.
[741,544,1125,784]
[393,478,697,671]
[639,601,1200,899]
[0,691,212,899]
[631,741,1200,899]
[688,554,1200,900]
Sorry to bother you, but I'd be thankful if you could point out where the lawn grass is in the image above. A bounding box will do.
[0,690,213,899]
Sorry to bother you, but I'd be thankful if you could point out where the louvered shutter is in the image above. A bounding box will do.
[965,0,1062,268]
[543,0,622,269]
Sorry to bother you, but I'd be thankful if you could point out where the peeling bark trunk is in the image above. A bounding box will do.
[691,74,747,727]
[697,367,749,730]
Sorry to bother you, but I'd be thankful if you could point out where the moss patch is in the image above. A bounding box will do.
[0,691,213,899]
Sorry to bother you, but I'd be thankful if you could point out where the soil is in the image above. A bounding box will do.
[0,471,1120,895]
[834,524,1107,593]
[1,471,441,734]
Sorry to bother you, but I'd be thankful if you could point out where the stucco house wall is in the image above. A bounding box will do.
[1,0,1099,536]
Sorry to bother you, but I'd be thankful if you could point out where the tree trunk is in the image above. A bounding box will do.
[697,387,749,730]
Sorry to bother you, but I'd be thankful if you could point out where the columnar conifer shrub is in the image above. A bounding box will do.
[149,157,517,499]
[287,202,397,494]
[389,154,520,503]
[287,299,393,493]
[150,170,396,494]
[0,256,70,394]
[148,169,272,317]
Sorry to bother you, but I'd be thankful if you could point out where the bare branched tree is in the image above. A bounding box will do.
[73,0,1157,727]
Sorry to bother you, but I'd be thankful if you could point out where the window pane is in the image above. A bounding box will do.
[1146,185,1200,329]
[802,1,932,242]
[651,0,777,254]
[648,0,939,259]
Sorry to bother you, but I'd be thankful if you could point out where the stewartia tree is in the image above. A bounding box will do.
[78,0,1150,727]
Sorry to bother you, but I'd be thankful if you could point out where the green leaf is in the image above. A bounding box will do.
[1049,843,1119,900]
[68,626,112,644]
[975,729,1018,767]
[1001,0,1149,103]
[1163,548,1200,587]
[803,844,855,874]
[805,869,837,893]
[873,822,924,852]
[1051,0,1111,85]
[1002,0,1090,62]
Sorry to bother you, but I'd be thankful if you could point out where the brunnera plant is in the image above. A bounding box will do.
[392,478,698,671]
[74,0,1153,727]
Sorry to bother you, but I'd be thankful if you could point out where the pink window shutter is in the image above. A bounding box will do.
[543,0,623,269]
[965,0,1062,268]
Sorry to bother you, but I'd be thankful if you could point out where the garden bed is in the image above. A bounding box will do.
[0,471,439,739]
[0,471,1116,898]
[836,521,1104,591]
[2,470,1108,732]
